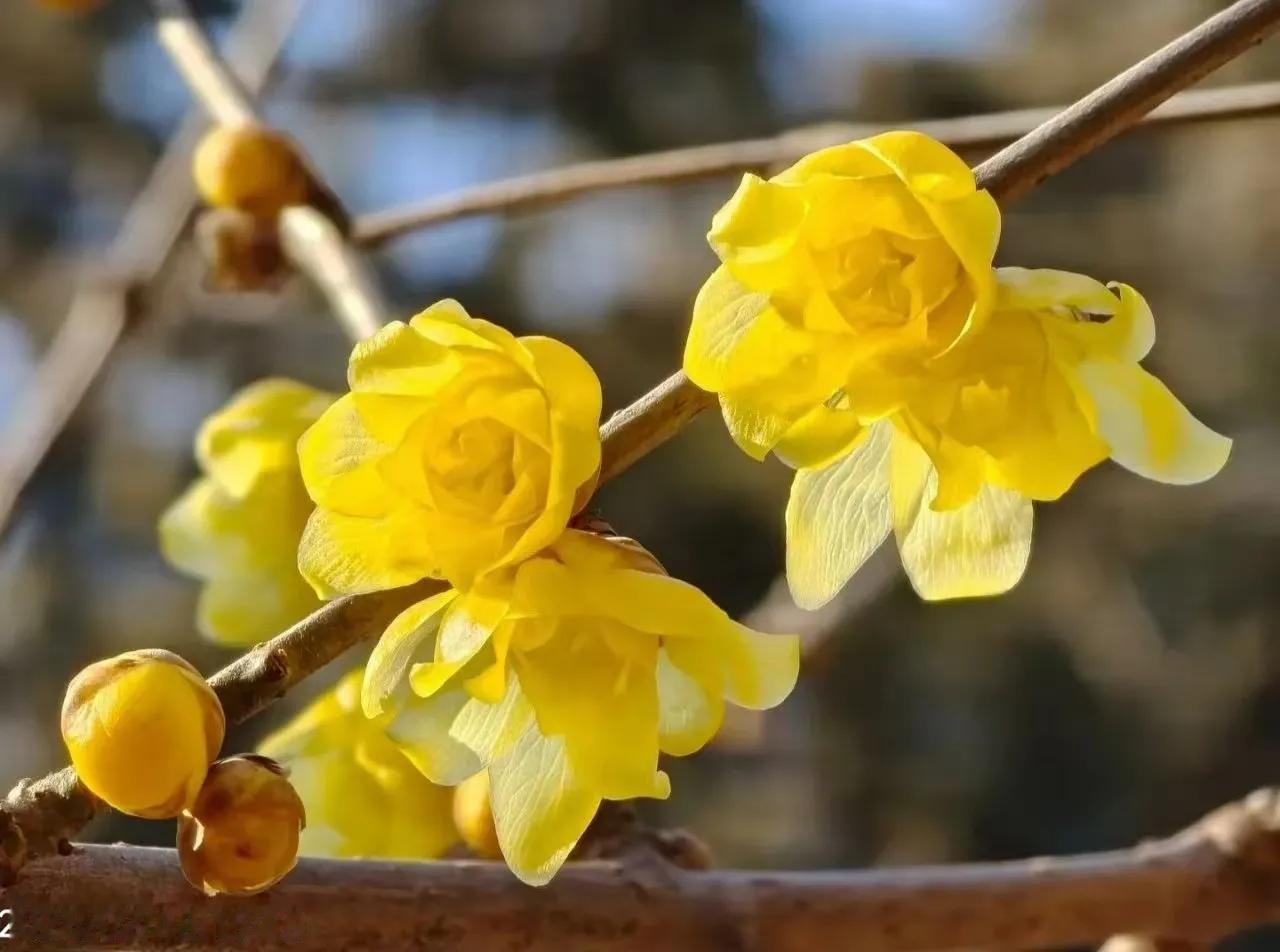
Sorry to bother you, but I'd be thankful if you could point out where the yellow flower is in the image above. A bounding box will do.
[297,299,602,594]
[159,379,333,646]
[61,649,225,818]
[367,530,798,885]
[452,771,502,860]
[257,668,458,860]
[684,130,1000,461]
[177,755,306,896]
[786,269,1232,606]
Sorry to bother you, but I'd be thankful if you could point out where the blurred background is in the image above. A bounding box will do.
[3,0,1280,946]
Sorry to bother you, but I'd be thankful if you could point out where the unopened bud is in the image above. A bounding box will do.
[452,772,501,860]
[193,125,311,221]
[61,649,224,818]
[178,755,306,896]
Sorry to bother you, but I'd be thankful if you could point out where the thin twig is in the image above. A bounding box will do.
[353,78,1280,247]
[152,0,385,343]
[3,0,1280,900]
[9,789,1280,950]
[0,0,302,540]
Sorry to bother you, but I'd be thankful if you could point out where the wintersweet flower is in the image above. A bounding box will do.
[363,530,799,885]
[297,300,602,595]
[785,268,1232,605]
[684,130,1000,460]
[159,379,333,646]
[257,668,458,860]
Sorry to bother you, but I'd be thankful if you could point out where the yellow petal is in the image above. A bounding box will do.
[785,423,893,610]
[891,432,1033,601]
[347,320,459,396]
[999,268,1155,362]
[486,728,601,887]
[158,478,250,578]
[297,506,437,599]
[656,647,724,757]
[708,173,807,271]
[516,623,664,800]
[409,299,535,374]
[195,571,318,648]
[385,688,483,786]
[1077,360,1231,484]
[297,393,396,518]
[683,266,771,392]
[522,335,604,437]
[856,130,980,201]
[362,589,459,718]
[448,676,535,764]
[774,403,864,470]
[719,623,800,710]
[196,378,333,498]
[720,390,803,460]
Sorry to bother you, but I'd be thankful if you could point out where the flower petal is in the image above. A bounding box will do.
[486,727,602,887]
[1077,361,1231,485]
[785,422,893,610]
[774,404,865,470]
[362,589,458,718]
[298,393,396,518]
[656,647,724,757]
[348,320,459,396]
[297,506,437,599]
[448,675,536,764]
[522,335,603,437]
[683,266,771,392]
[891,432,1033,601]
[385,688,483,786]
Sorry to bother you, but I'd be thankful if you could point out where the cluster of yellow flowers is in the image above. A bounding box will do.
[684,131,1230,605]
[76,128,1226,893]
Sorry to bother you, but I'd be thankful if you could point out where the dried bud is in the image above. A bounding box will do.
[194,208,289,293]
[178,755,305,896]
[61,649,225,818]
[452,772,501,860]
[193,125,311,221]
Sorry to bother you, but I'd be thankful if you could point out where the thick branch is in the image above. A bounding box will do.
[354,78,1280,247]
[4,0,1280,891]
[152,0,385,342]
[9,789,1280,950]
[0,0,299,540]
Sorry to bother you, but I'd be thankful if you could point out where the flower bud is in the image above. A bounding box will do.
[193,125,310,220]
[178,755,306,896]
[452,772,501,860]
[61,649,224,818]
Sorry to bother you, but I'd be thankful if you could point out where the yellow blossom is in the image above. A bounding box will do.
[452,771,502,860]
[159,379,333,646]
[177,755,305,896]
[257,668,458,860]
[367,530,798,885]
[785,269,1232,606]
[684,130,1000,461]
[61,649,225,818]
[296,299,602,594]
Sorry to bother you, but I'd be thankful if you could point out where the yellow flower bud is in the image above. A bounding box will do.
[178,755,305,897]
[193,125,310,220]
[452,772,500,860]
[61,649,224,819]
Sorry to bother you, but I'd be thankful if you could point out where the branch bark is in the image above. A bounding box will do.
[354,78,1280,247]
[8,789,1280,950]
[4,0,1280,904]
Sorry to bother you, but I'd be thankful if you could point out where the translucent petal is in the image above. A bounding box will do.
[683,266,771,392]
[297,506,437,599]
[1077,361,1231,485]
[891,432,1033,601]
[785,423,893,610]
[656,648,723,757]
[999,268,1155,362]
[348,320,460,396]
[385,688,483,786]
[522,335,603,437]
[195,570,318,648]
[719,623,800,710]
[362,589,458,718]
[486,729,601,887]
[774,404,865,470]
[448,676,536,764]
[297,393,396,518]
[409,299,535,374]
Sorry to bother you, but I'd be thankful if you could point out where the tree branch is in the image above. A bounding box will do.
[4,0,1280,900]
[354,78,1280,247]
[152,0,385,343]
[9,789,1280,950]
[0,0,301,540]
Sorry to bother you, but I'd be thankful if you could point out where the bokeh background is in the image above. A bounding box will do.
[3,1,1280,947]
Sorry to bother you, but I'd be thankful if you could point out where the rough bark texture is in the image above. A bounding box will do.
[7,790,1280,950]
